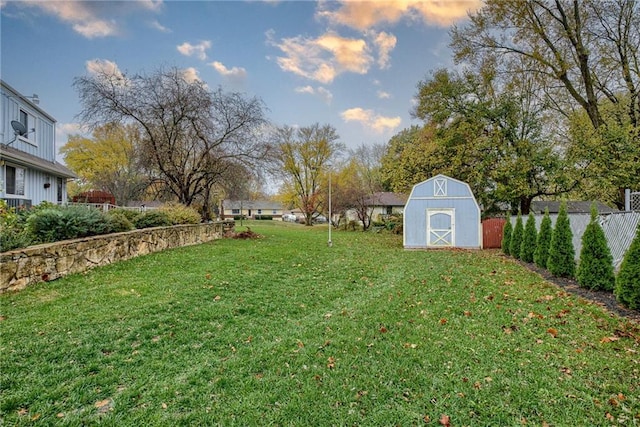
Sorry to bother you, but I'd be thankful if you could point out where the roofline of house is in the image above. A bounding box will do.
[1,80,57,123]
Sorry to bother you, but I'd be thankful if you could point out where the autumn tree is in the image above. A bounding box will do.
[451,0,640,207]
[342,144,385,231]
[383,68,568,214]
[61,123,147,205]
[272,123,343,226]
[74,66,269,220]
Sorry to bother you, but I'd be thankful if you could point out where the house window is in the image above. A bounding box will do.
[232,209,240,214]
[257,209,262,215]
[386,206,393,215]
[272,210,277,215]
[18,109,35,143]
[5,165,25,196]
[57,178,64,203]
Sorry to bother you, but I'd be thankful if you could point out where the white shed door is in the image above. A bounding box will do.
[427,209,455,247]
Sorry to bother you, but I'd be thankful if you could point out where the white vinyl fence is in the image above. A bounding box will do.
[510,211,639,271]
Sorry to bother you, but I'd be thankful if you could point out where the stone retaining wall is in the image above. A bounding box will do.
[0,221,234,293]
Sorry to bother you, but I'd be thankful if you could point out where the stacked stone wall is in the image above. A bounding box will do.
[1,221,233,293]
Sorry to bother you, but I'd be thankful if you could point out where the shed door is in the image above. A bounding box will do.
[427,209,455,247]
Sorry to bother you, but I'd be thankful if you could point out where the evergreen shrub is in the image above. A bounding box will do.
[534,209,552,268]
[501,219,512,255]
[615,224,640,309]
[509,212,524,259]
[547,202,575,278]
[134,211,172,229]
[576,205,615,291]
[520,212,537,263]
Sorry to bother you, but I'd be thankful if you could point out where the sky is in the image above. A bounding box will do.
[1,0,481,161]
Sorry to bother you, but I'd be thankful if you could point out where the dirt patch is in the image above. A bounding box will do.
[224,227,263,240]
[515,258,640,324]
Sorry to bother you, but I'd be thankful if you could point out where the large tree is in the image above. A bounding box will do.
[272,123,342,226]
[383,68,568,214]
[74,66,269,219]
[451,0,640,207]
[61,123,147,205]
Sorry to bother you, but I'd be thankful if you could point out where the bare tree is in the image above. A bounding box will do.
[74,66,269,219]
[271,123,342,226]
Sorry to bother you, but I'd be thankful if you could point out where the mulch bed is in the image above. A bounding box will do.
[515,258,640,324]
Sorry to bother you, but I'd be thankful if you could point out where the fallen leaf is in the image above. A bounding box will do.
[379,326,388,333]
[423,414,431,423]
[547,328,558,338]
[205,273,211,280]
[463,311,472,317]
[606,412,614,421]
[439,318,447,325]
[600,336,620,343]
[214,295,221,301]
[327,356,336,369]
[57,413,65,418]
[439,414,451,426]
[31,414,41,421]
[17,408,28,416]
[162,402,168,409]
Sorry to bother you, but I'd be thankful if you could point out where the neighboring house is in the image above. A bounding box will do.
[404,174,482,249]
[222,199,284,219]
[345,192,407,223]
[1,80,76,208]
[530,200,618,214]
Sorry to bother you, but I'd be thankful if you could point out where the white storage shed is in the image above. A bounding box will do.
[403,174,481,249]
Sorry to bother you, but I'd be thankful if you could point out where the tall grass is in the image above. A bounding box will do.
[1,221,638,425]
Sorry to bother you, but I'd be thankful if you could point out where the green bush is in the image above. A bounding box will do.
[547,202,575,278]
[160,203,201,225]
[501,219,512,255]
[254,215,273,221]
[0,201,33,251]
[576,205,615,291]
[27,205,112,243]
[520,212,537,263]
[534,209,552,268]
[109,208,140,223]
[133,211,172,229]
[107,211,135,233]
[615,223,640,309]
[509,212,524,259]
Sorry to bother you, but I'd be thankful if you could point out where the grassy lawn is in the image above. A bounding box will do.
[1,221,638,426]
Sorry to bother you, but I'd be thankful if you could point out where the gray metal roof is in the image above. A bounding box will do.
[223,199,285,210]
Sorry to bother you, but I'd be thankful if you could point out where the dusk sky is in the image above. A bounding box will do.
[1,0,481,159]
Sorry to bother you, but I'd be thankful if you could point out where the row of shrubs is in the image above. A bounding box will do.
[0,201,202,252]
[501,203,640,310]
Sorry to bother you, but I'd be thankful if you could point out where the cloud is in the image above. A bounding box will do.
[377,90,391,99]
[267,30,373,84]
[180,67,202,83]
[6,0,165,38]
[317,0,482,30]
[341,107,401,133]
[210,61,247,83]
[177,40,211,60]
[370,31,397,69]
[149,19,171,33]
[295,85,333,104]
[85,59,125,80]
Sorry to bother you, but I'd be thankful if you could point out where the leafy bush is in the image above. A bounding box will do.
[615,223,640,309]
[109,208,140,223]
[27,205,113,243]
[107,211,135,233]
[576,205,615,291]
[254,215,273,221]
[133,211,172,229]
[0,201,33,251]
[547,202,575,278]
[509,212,524,259]
[501,219,512,255]
[160,203,201,225]
[520,212,537,263]
[534,209,552,268]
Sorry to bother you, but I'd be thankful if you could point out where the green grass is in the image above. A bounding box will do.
[1,221,638,426]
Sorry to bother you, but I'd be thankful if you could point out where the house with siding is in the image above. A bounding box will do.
[1,80,76,208]
[222,199,285,220]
